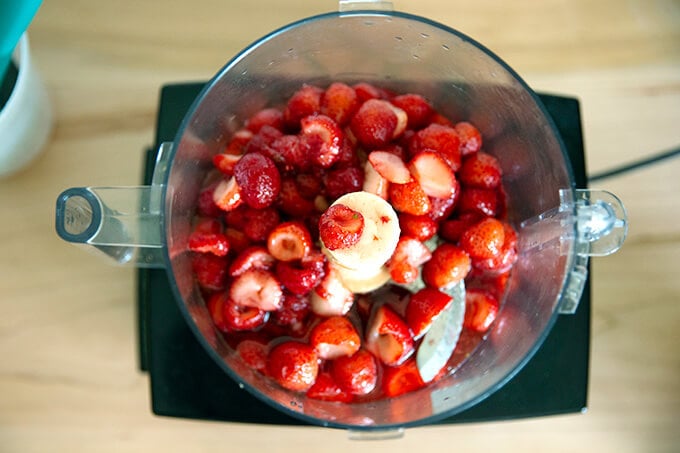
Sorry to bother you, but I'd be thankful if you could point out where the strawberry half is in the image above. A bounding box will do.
[318,204,364,251]
[266,221,312,262]
[212,177,243,212]
[236,339,268,372]
[228,246,275,277]
[454,121,482,156]
[188,231,230,257]
[229,268,283,311]
[387,236,432,285]
[410,123,462,171]
[306,371,354,403]
[212,153,242,176]
[301,114,343,168]
[192,253,228,291]
[458,151,502,189]
[421,243,471,289]
[245,107,284,133]
[367,150,412,184]
[473,222,518,274]
[283,84,323,128]
[309,316,361,360]
[398,213,437,242]
[320,82,359,126]
[388,180,432,216]
[382,357,425,397]
[362,159,389,199]
[330,349,378,396]
[408,150,457,199]
[390,93,433,129]
[275,252,326,296]
[267,341,319,392]
[365,304,414,366]
[460,217,505,260]
[222,298,269,331]
[405,287,453,339]
[310,265,354,316]
[349,99,401,149]
[463,288,499,333]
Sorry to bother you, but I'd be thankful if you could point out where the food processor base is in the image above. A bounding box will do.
[137,82,590,425]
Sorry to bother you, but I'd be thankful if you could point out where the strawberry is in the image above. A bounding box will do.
[307,371,354,403]
[330,349,378,396]
[454,121,482,156]
[270,134,310,172]
[387,236,432,285]
[192,253,228,291]
[212,153,242,176]
[352,82,385,103]
[188,231,230,256]
[267,341,319,392]
[390,93,433,129]
[229,268,283,311]
[271,292,312,335]
[233,152,281,209]
[301,114,343,168]
[245,125,284,161]
[193,217,223,235]
[410,123,462,171]
[206,291,229,331]
[278,178,316,217]
[405,288,453,339]
[275,251,327,296]
[365,304,414,366]
[236,339,268,372]
[212,177,243,212]
[427,191,459,222]
[310,265,354,316]
[439,213,482,243]
[240,206,281,242]
[318,204,364,250]
[228,245,275,277]
[309,316,361,360]
[222,298,269,331]
[388,180,432,216]
[266,221,312,262]
[458,151,501,189]
[457,187,499,217]
[223,227,251,254]
[421,243,471,289]
[283,84,323,129]
[408,150,457,199]
[362,159,389,199]
[367,150,412,184]
[473,222,518,273]
[398,213,437,241]
[245,107,284,133]
[381,357,425,397]
[224,129,253,155]
[324,166,364,200]
[460,217,505,260]
[463,288,499,333]
[196,183,224,218]
[295,172,323,200]
[349,99,403,148]
[320,82,359,126]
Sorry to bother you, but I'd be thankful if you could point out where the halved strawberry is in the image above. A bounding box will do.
[192,253,229,291]
[228,246,275,277]
[301,114,343,168]
[278,178,316,217]
[196,183,224,218]
[267,341,319,392]
[240,206,281,242]
[307,371,354,403]
[275,251,326,296]
[421,243,471,289]
[324,166,364,200]
[410,123,462,171]
[463,288,499,333]
[457,187,499,217]
[427,190,459,222]
[387,236,432,285]
[212,153,241,176]
[362,159,389,199]
[365,304,414,366]
[439,213,483,243]
[271,291,312,336]
[352,82,386,103]
[222,298,269,331]
[458,151,501,189]
[459,217,505,260]
[398,213,437,242]
[367,150,412,184]
[405,287,453,339]
[267,221,312,262]
[188,231,230,256]
[454,121,482,156]
[309,316,361,360]
[283,84,323,129]
[223,227,251,255]
[270,134,310,172]
[193,217,223,234]
[473,222,518,274]
[236,339,268,372]
[388,180,432,216]
[310,265,354,316]
[206,291,229,331]
[320,82,359,126]
[245,107,284,133]
[224,129,253,155]
[390,93,433,129]
[349,99,400,149]
[229,268,283,311]
[318,204,364,251]
[382,357,425,397]
[212,177,243,212]
[330,349,378,396]
[408,150,457,199]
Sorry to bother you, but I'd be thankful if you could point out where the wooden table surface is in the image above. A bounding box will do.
[1,0,678,451]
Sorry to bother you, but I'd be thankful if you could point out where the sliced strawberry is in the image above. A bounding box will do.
[460,217,505,260]
[388,180,432,216]
[188,231,230,256]
[212,153,241,176]
[349,99,400,149]
[212,177,243,212]
[457,187,499,217]
[192,253,228,291]
[196,183,224,218]
[300,114,343,168]
[236,339,268,372]
[408,150,457,199]
[352,82,385,103]
[309,316,361,360]
[283,84,323,129]
[229,268,283,311]
[223,227,251,255]
[365,304,414,366]
[278,178,316,217]
[245,125,284,161]
[458,151,501,189]
[228,246,275,277]
[405,288,453,339]
[463,288,499,333]
[271,292,312,336]
[421,243,471,289]
[222,298,269,331]
[368,150,412,184]
[398,213,437,241]
[224,129,253,155]
[307,371,354,403]
[362,159,389,199]
[427,190,459,222]
[320,82,359,126]
[240,206,281,242]
[267,341,319,392]
[318,204,364,251]
[324,166,364,200]
[382,357,425,397]
[246,107,284,133]
[454,121,482,156]
[275,251,326,296]
[439,213,483,243]
[390,93,433,129]
[310,265,354,316]
[330,349,378,396]
[473,222,518,274]
[206,291,229,331]
[194,217,223,234]
[266,221,312,262]
[387,236,432,285]
[410,123,462,171]
[270,134,310,172]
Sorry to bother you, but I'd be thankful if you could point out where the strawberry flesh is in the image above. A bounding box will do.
[318,204,364,251]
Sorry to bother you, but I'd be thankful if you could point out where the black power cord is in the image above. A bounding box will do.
[588,146,680,183]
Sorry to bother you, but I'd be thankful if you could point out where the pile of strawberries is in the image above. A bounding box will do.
[189,81,518,401]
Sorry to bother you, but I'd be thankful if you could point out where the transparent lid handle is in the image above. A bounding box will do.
[572,189,627,256]
[339,0,393,12]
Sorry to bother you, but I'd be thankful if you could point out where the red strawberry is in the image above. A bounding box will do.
[275,251,327,296]
[398,213,437,241]
[350,99,403,149]
[460,217,505,260]
[405,288,453,339]
[222,298,269,331]
[421,243,471,289]
[229,245,275,277]
[458,151,501,189]
[301,114,343,168]
[352,82,385,103]
[271,292,312,335]
[245,125,284,161]
[212,177,243,212]
[427,191,459,222]
[439,213,482,243]
[320,82,359,126]
[192,253,228,290]
[229,268,283,311]
[362,159,389,199]
[267,341,319,392]
[318,204,364,250]
[188,231,230,256]
[206,291,229,331]
[365,304,414,366]
[224,129,253,155]
[310,265,354,316]
[330,349,378,396]
[212,153,242,176]
[387,236,432,285]
[454,121,482,156]
[457,187,499,217]
[388,180,432,216]
[246,107,284,133]
[367,150,412,184]
[295,172,323,200]
[223,227,251,255]
[236,339,268,372]
[240,206,280,242]
[307,371,354,403]
[266,221,312,262]
[382,357,425,397]
[196,183,224,218]
[390,93,433,129]
[463,288,499,333]
[283,84,323,129]
[429,112,454,127]
[193,217,223,234]
[410,123,462,171]
[309,316,361,360]
[278,178,316,217]
[233,152,281,209]
[408,150,457,199]
[324,166,364,200]
[473,222,518,273]
[270,134,310,172]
